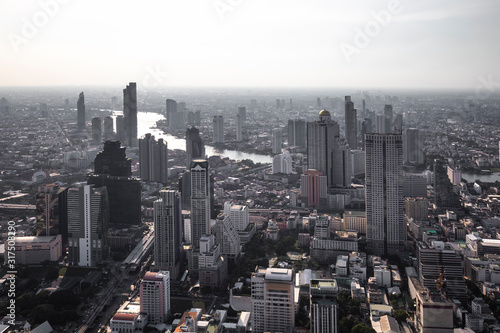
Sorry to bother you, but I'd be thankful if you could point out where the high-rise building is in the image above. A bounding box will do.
[418,241,467,304]
[64,98,69,113]
[166,99,177,128]
[198,234,228,288]
[300,169,327,208]
[186,127,206,169]
[345,96,357,150]
[190,159,211,249]
[307,110,340,187]
[272,150,293,174]
[67,184,109,266]
[310,279,338,333]
[213,116,224,143]
[40,103,48,118]
[403,128,424,165]
[236,114,243,142]
[140,271,170,324]
[115,115,125,143]
[36,183,65,238]
[251,267,295,333]
[103,116,114,141]
[88,140,141,226]
[139,133,168,183]
[214,213,241,262]
[237,106,246,122]
[272,128,282,154]
[365,134,405,255]
[361,118,373,149]
[123,82,137,146]
[287,119,306,148]
[223,202,249,232]
[154,190,182,279]
[384,105,393,134]
[91,117,102,143]
[393,113,403,134]
[77,92,85,130]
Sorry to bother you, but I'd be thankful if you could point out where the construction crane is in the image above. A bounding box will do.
[436,271,446,292]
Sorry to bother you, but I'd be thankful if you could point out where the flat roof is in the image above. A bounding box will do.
[265,268,293,281]
[13,235,60,243]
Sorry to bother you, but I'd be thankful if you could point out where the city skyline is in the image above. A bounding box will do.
[1,1,499,90]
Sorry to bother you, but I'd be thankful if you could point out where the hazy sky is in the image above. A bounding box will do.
[1,0,499,90]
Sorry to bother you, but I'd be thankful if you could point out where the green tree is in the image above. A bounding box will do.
[351,323,376,333]
[394,310,408,323]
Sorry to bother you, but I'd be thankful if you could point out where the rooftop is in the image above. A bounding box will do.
[265,268,293,281]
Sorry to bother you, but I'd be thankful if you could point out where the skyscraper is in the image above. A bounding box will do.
[88,140,141,226]
[186,127,206,169]
[251,268,295,333]
[139,133,168,183]
[365,134,405,255]
[403,128,424,165]
[213,115,224,143]
[77,92,85,130]
[236,114,243,142]
[214,213,241,262]
[223,202,249,232]
[154,190,182,279]
[301,169,327,208]
[307,110,341,187]
[91,117,102,143]
[190,159,211,249]
[310,279,339,333]
[272,150,293,174]
[166,99,177,128]
[123,82,137,146]
[67,184,109,266]
[384,104,393,134]
[288,119,306,149]
[140,271,170,324]
[345,96,357,150]
[237,106,246,122]
[272,128,282,154]
[103,116,114,141]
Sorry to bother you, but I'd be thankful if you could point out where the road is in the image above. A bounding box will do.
[77,266,131,333]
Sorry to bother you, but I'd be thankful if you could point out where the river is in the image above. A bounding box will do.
[114,111,273,164]
[462,172,500,183]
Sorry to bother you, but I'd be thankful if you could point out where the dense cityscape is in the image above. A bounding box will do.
[0,84,499,333]
[2,1,500,333]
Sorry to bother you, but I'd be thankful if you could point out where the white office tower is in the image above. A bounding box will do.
[154,190,182,279]
[365,134,405,255]
[140,271,170,324]
[288,119,306,148]
[199,234,227,288]
[272,150,292,174]
[236,114,243,142]
[251,268,295,333]
[215,213,241,262]
[67,184,109,266]
[272,128,282,154]
[139,133,168,183]
[345,96,357,150]
[223,202,249,232]
[213,115,224,143]
[403,128,424,165]
[190,160,211,249]
[310,279,339,333]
